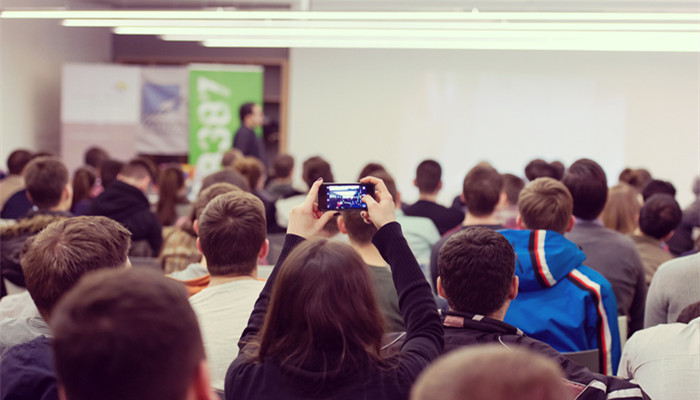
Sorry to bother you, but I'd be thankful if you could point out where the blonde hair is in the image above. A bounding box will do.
[601,183,641,234]
[518,178,573,234]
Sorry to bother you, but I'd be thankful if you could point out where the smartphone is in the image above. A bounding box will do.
[318,183,375,211]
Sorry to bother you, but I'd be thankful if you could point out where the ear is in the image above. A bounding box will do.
[189,360,215,400]
[437,181,443,192]
[662,230,675,242]
[58,385,68,400]
[63,183,73,202]
[193,219,199,235]
[25,189,33,205]
[497,192,508,208]
[516,215,527,230]
[437,276,448,300]
[460,193,466,203]
[395,191,402,206]
[565,215,576,233]
[258,238,269,260]
[196,237,203,255]
[413,178,418,188]
[508,276,519,300]
[337,215,347,234]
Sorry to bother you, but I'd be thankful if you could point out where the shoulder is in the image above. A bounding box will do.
[568,267,614,293]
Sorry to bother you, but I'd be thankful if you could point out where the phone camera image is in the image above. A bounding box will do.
[321,183,374,211]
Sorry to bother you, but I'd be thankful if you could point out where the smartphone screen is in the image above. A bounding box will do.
[318,183,375,211]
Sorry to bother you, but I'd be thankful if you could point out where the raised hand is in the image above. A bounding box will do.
[287,178,336,239]
[359,176,397,229]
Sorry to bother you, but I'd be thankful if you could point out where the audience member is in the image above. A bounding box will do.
[70,166,96,215]
[0,216,130,399]
[233,102,266,164]
[221,148,244,169]
[266,153,303,199]
[50,268,215,400]
[435,227,648,398]
[665,175,700,255]
[619,301,700,400]
[83,146,109,171]
[0,157,72,289]
[275,155,335,228]
[601,183,641,235]
[499,178,620,374]
[189,191,268,391]
[495,173,524,229]
[0,149,31,209]
[644,253,700,327]
[0,153,54,220]
[641,179,676,201]
[338,210,404,332]
[201,168,250,193]
[524,158,565,181]
[429,164,505,292]
[404,159,464,235]
[156,165,189,227]
[358,162,387,180]
[632,194,681,287]
[98,159,123,189]
[563,158,646,335]
[619,168,652,192]
[234,156,284,233]
[412,346,572,400]
[224,178,443,400]
[86,158,162,256]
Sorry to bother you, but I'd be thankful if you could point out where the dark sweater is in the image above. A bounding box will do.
[403,200,464,235]
[225,222,443,400]
[0,336,57,400]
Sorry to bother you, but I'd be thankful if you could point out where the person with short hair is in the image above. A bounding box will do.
[0,157,73,290]
[563,158,646,335]
[0,216,131,399]
[189,191,268,391]
[496,173,525,229]
[524,158,565,181]
[266,153,303,199]
[0,149,32,209]
[86,157,162,256]
[632,194,682,287]
[500,177,621,374]
[641,179,676,202]
[233,102,266,164]
[221,148,244,169]
[50,268,215,400]
[435,226,649,399]
[275,156,335,229]
[412,346,572,400]
[404,159,464,235]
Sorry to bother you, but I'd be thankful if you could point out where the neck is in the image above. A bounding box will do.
[244,121,256,129]
[350,242,386,266]
[462,212,499,226]
[208,268,258,287]
[418,193,438,202]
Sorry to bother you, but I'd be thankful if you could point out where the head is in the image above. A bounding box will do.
[196,191,267,277]
[182,183,241,237]
[338,210,377,246]
[221,148,244,168]
[256,239,385,371]
[524,159,564,181]
[677,301,700,323]
[642,179,676,202]
[24,156,71,210]
[437,228,516,317]
[517,178,574,234]
[411,345,571,400]
[272,153,295,180]
[562,158,608,220]
[20,216,131,320]
[372,170,400,205]
[601,183,641,235]
[619,168,652,191]
[118,158,157,193]
[462,164,504,217]
[50,268,209,400]
[302,156,334,188]
[502,173,525,206]
[201,169,251,193]
[234,156,266,191]
[358,162,386,180]
[639,194,682,240]
[100,159,124,188]
[239,102,264,128]
[83,147,109,170]
[156,165,186,226]
[71,167,96,212]
[414,159,442,194]
[7,149,32,175]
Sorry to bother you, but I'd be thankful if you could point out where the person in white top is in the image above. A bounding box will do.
[189,191,269,392]
[619,301,700,400]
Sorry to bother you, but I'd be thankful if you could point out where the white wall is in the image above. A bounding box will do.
[0,18,111,171]
[289,48,700,206]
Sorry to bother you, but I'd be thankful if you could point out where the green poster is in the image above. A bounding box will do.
[188,65,263,178]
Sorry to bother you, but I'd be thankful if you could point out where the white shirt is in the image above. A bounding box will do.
[619,317,700,400]
[189,279,265,391]
[0,291,50,358]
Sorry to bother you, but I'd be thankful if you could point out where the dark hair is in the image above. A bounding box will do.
[20,216,131,318]
[239,102,255,123]
[201,169,250,193]
[221,149,243,168]
[358,162,386,180]
[121,158,157,183]
[438,227,515,315]
[415,160,442,193]
[302,156,334,188]
[272,154,295,179]
[156,165,186,226]
[524,159,564,181]
[198,191,266,276]
[518,178,573,234]
[373,170,398,199]
[255,239,385,373]
[619,168,652,191]
[642,179,676,202]
[71,167,96,213]
[24,156,69,209]
[639,194,682,239]
[462,165,504,217]
[7,149,32,175]
[502,174,525,206]
[84,147,109,169]
[100,159,124,188]
[562,158,608,220]
[677,301,700,323]
[341,210,377,245]
[234,156,265,191]
[50,268,205,400]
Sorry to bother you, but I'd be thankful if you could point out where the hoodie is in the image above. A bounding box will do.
[499,229,621,375]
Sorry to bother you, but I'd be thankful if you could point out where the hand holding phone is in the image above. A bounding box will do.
[317,183,376,211]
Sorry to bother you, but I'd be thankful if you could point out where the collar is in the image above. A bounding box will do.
[441,310,524,336]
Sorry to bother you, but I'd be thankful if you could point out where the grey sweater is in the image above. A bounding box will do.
[644,253,700,328]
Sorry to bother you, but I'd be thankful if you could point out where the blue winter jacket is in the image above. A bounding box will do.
[500,229,621,375]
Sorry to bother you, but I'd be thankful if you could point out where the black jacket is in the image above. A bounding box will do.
[86,181,162,256]
[442,310,651,400]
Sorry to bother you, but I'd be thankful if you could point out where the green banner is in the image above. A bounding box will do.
[188,65,263,178]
